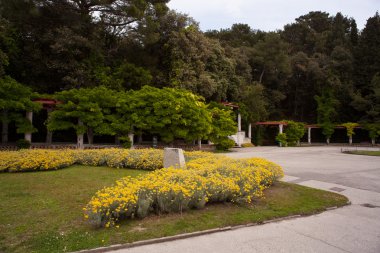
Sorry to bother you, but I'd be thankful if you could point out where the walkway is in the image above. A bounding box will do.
[112,146,380,253]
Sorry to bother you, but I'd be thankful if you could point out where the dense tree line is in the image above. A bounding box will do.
[0,1,379,129]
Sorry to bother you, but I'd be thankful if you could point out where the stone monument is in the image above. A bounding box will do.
[163,148,186,169]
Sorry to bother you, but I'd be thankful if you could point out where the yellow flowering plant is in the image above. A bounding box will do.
[0,148,164,172]
[83,154,284,227]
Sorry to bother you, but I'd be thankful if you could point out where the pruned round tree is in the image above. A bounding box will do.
[0,76,41,143]
[47,86,119,148]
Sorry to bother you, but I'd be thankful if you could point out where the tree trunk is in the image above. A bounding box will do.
[87,128,94,145]
[1,110,8,144]
[349,136,353,145]
[77,133,84,149]
[115,135,120,145]
[138,134,143,144]
[198,138,202,150]
[24,111,33,142]
[372,138,375,146]
[326,138,330,145]
[259,69,265,84]
[46,131,53,144]
[46,108,53,144]
[77,119,84,149]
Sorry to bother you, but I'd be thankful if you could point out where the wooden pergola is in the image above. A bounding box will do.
[255,121,362,145]
[221,102,253,146]
[23,98,61,143]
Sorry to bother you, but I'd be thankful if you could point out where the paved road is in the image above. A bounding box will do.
[113,146,380,253]
[227,146,380,193]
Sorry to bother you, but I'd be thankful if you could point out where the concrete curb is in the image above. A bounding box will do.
[73,204,349,253]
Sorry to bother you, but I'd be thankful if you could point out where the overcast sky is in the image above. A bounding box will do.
[167,0,379,31]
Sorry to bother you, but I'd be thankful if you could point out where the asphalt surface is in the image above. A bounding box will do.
[111,146,380,253]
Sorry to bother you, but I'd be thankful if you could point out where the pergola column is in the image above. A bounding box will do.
[308,127,312,145]
[24,111,33,142]
[236,113,242,147]
[278,124,284,147]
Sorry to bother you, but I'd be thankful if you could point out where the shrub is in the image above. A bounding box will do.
[119,137,132,149]
[16,139,31,149]
[285,121,305,146]
[216,137,235,150]
[84,155,284,227]
[275,133,287,147]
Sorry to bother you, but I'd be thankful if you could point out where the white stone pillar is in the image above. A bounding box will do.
[279,124,283,134]
[308,127,311,145]
[278,124,284,147]
[248,123,252,139]
[24,111,33,142]
[238,113,242,132]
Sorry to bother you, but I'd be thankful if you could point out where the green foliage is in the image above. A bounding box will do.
[16,139,30,149]
[0,76,40,135]
[239,82,268,123]
[125,86,212,143]
[284,121,306,146]
[119,137,132,149]
[47,86,119,136]
[207,102,237,148]
[363,123,380,140]
[252,125,265,146]
[351,73,380,122]
[275,133,288,147]
[215,137,235,151]
[0,76,39,112]
[1,2,380,133]
[93,63,152,91]
[342,123,359,137]
[355,12,380,90]
[315,89,338,139]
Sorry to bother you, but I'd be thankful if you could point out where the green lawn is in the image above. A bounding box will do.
[344,150,380,156]
[0,166,348,253]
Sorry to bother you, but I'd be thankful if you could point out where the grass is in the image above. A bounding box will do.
[0,166,348,253]
[343,150,380,156]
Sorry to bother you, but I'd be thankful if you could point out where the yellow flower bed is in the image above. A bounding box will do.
[0,149,163,172]
[0,149,76,172]
[84,155,284,227]
[74,149,163,170]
